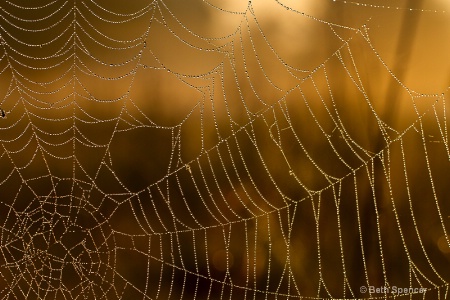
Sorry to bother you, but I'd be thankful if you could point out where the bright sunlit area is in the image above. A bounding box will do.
[0,1,450,299]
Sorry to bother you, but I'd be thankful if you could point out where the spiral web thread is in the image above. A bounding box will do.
[0,0,450,299]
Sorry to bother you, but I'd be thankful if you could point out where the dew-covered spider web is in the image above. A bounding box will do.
[1,0,450,299]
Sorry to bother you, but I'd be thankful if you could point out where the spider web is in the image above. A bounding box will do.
[1,0,450,299]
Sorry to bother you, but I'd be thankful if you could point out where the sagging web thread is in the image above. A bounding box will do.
[0,0,449,299]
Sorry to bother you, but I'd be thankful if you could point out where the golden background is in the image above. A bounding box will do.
[0,0,450,299]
